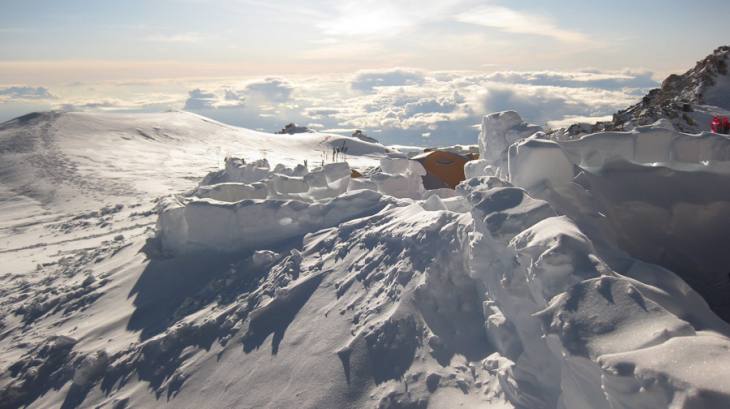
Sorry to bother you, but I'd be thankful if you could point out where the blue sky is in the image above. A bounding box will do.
[1,0,728,144]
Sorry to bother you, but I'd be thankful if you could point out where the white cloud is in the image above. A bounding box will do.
[318,0,462,37]
[455,6,591,44]
[242,78,293,102]
[482,69,657,90]
[475,82,634,125]
[351,68,426,92]
[547,114,613,129]
[184,89,217,110]
[6,67,651,146]
[0,86,55,100]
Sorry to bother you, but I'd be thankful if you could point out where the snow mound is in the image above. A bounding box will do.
[156,153,450,256]
[508,138,575,191]
[599,332,730,409]
[371,157,427,200]
[476,110,730,323]
[464,176,730,409]
[194,182,268,201]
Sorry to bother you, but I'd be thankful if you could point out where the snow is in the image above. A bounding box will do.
[194,182,268,201]
[3,82,730,409]
[599,332,730,409]
[464,176,730,409]
[157,190,395,255]
[371,157,428,200]
[463,159,496,179]
[507,138,575,191]
[561,123,730,169]
[479,111,543,167]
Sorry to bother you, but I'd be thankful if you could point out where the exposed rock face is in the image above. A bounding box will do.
[555,45,730,138]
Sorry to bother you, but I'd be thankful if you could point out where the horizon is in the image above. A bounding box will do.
[2,1,728,145]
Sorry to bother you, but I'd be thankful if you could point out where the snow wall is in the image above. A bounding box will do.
[478,111,730,322]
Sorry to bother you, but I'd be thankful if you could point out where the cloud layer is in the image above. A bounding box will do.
[455,6,590,44]
[0,86,54,100]
[0,68,657,145]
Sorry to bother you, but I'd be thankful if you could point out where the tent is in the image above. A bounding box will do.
[412,150,469,189]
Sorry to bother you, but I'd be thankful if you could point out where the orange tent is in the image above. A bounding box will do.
[412,150,468,189]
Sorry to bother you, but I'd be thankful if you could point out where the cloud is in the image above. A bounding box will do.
[224,89,245,102]
[3,67,650,146]
[403,95,459,116]
[318,0,462,37]
[482,70,658,90]
[476,82,633,125]
[0,86,54,100]
[60,101,120,110]
[148,69,645,145]
[303,107,340,119]
[351,68,426,92]
[184,89,217,110]
[547,114,613,129]
[455,6,591,44]
[242,78,293,102]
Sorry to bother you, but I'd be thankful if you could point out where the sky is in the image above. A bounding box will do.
[1,0,728,145]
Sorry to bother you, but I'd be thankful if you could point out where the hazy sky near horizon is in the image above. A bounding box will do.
[1,0,728,144]
[2,0,728,81]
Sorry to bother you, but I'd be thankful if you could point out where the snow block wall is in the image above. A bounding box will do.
[157,189,394,254]
[561,124,730,168]
[507,138,575,191]
[479,111,543,170]
[157,156,441,255]
[372,157,427,199]
[477,112,730,323]
[461,177,730,409]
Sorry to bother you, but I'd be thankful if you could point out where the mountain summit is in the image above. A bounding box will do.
[561,45,730,137]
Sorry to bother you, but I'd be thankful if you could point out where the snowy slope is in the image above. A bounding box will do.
[0,111,388,273]
[3,49,730,409]
[0,111,388,211]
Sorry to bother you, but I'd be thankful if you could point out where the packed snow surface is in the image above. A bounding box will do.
[2,78,730,409]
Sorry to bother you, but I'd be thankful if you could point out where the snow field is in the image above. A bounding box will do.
[3,99,730,408]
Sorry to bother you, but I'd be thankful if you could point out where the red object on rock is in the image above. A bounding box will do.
[712,117,721,133]
[711,116,730,134]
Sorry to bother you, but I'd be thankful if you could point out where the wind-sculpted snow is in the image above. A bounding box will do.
[156,154,452,256]
[459,106,730,409]
[561,122,730,168]
[463,178,730,409]
[3,96,730,408]
[148,130,730,409]
[479,111,543,167]
[480,110,730,323]
[157,190,396,255]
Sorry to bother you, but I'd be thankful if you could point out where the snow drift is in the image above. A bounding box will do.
[478,109,730,323]
[3,47,730,409]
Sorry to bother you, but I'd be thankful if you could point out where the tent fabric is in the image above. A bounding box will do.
[412,150,468,189]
